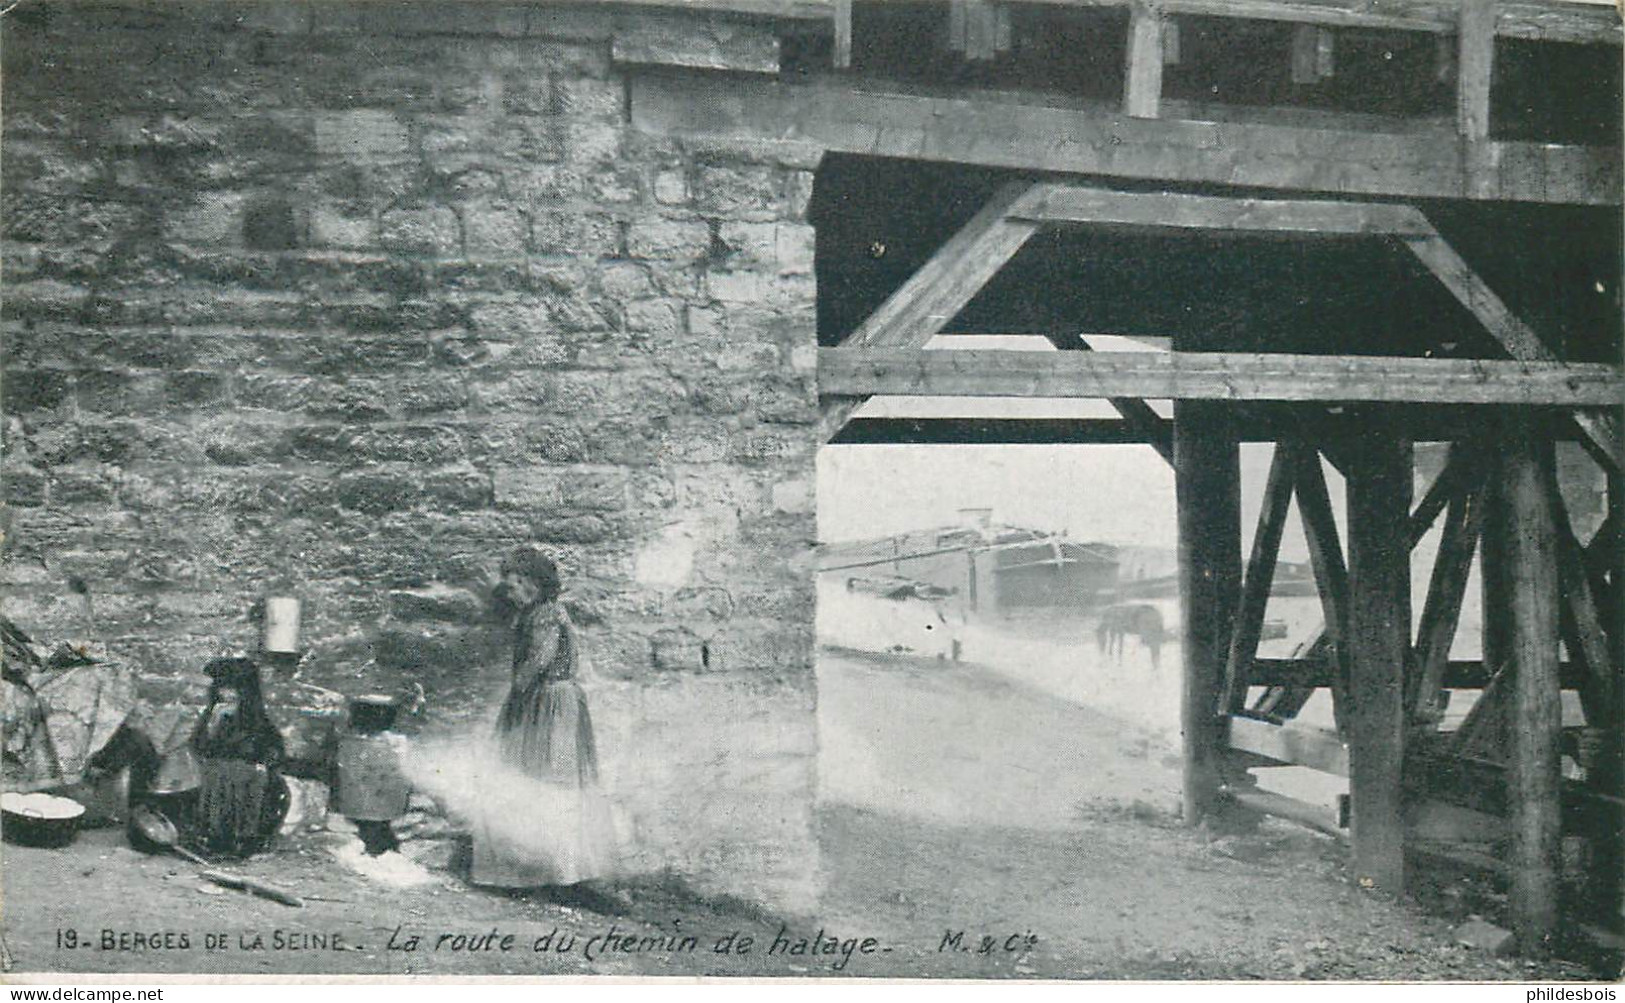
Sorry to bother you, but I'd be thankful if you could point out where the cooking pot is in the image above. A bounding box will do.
[1,791,87,848]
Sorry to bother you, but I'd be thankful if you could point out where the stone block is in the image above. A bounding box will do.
[775,223,816,276]
[364,1,526,37]
[695,164,781,219]
[313,110,409,158]
[705,270,766,304]
[1453,918,1515,955]
[717,221,777,269]
[166,192,245,246]
[611,13,780,74]
[527,6,613,42]
[652,169,689,206]
[511,164,583,204]
[469,300,551,340]
[552,78,624,121]
[462,200,528,255]
[623,298,680,338]
[310,204,377,249]
[2,368,73,414]
[561,121,623,165]
[626,218,710,262]
[532,212,622,258]
[379,206,461,256]
[387,584,486,624]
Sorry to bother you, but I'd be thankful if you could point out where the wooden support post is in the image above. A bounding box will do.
[1456,0,1495,140]
[1293,445,1352,727]
[833,0,853,68]
[1222,443,1297,713]
[1124,1,1166,119]
[1344,417,1412,894]
[1175,399,1241,825]
[1493,416,1563,952]
[1410,462,1487,726]
[1291,25,1333,84]
[1163,18,1181,64]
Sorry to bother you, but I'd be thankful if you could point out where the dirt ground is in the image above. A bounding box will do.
[1,642,1612,980]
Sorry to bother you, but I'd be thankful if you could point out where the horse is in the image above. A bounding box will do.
[1095,603,1168,670]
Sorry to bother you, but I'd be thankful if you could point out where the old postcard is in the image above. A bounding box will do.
[1,0,1621,983]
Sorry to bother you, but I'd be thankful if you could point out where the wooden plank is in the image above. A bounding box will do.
[1011,0,1622,44]
[1248,657,1584,688]
[1345,423,1413,893]
[619,0,836,20]
[833,0,852,68]
[1228,714,1350,775]
[1015,185,1434,236]
[1175,399,1242,826]
[817,348,1625,407]
[1124,1,1166,119]
[1225,786,1346,840]
[819,182,1043,441]
[831,416,1163,445]
[612,12,781,73]
[1222,444,1297,712]
[630,74,1624,206]
[1457,0,1496,141]
[1410,457,1489,725]
[1404,232,1623,469]
[1498,420,1564,950]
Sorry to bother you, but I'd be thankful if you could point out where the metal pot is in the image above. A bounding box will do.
[1,791,86,848]
[348,694,399,735]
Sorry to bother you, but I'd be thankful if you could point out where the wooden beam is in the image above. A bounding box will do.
[1543,460,1616,722]
[1013,185,1434,236]
[1124,1,1166,119]
[1249,656,1585,689]
[630,75,1623,207]
[1294,445,1352,729]
[1008,0,1622,44]
[1228,713,1349,775]
[1403,232,1622,468]
[1457,0,1496,141]
[1408,445,1477,551]
[830,416,1166,445]
[817,348,1625,407]
[1222,444,1297,712]
[1345,420,1412,894]
[1225,786,1346,840]
[1410,465,1489,726]
[1176,399,1242,825]
[819,182,1043,441]
[1496,420,1563,951]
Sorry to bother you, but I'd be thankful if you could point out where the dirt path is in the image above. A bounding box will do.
[0,646,1600,979]
[812,648,1594,980]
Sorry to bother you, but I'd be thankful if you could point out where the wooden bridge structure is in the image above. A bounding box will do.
[622,0,1622,955]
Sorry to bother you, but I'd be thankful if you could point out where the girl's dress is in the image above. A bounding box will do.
[471,601,617,887]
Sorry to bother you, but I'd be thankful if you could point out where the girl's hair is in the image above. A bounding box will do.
[194,658,285,763]
[500,546,562,603]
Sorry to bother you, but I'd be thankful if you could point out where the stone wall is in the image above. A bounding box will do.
[1,1,821,910]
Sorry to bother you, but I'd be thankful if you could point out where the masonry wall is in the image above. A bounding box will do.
[1,1,822,909]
